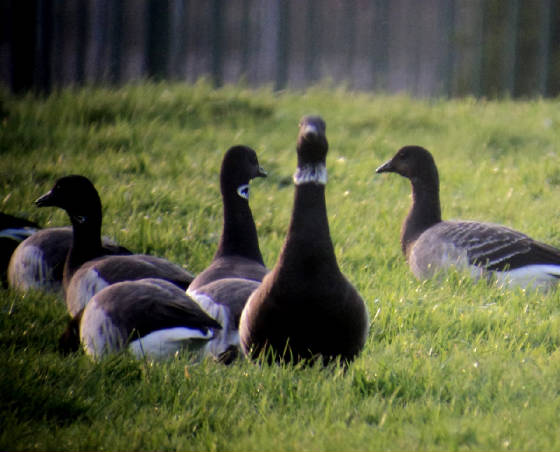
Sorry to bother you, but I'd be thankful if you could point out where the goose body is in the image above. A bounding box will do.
[187,145,268,362]
[0,213,40,288]
[80,278,221,360]
[189,278,260,363]
[33,175,193,353]
[67,254,194,317]
[376,145,560,289]
[8,225,127,293]
[239,116,369,365]
[8,227,69,293]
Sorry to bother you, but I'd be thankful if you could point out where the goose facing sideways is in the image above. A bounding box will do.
[376,145,560,289]
[187,145,268,363]
[80,278,221,360]
[34,175,194,318]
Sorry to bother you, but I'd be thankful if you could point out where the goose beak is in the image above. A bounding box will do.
[257,166,267,178]
[34,190,55,207]
[375,159,394,174]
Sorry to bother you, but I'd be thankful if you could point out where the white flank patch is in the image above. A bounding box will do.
[293,163,327,186]
[80,300,123,360]
[237,184,250,200]
[188,290,238,359]
[67,268,109,316]
[7,244,58,292]
[128,327,213,360]
[495,265,560,290]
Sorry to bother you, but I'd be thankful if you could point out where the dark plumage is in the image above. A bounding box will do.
[34,175,193,316]
[239,116,369,365]
[376,145,560,288]
[34,175,131,291]
[187,145,268,363]
[8,226,126,294]
[0,212,39,288]
[188,145,268,291]
[80,278,221,360]
[33,175,194,353]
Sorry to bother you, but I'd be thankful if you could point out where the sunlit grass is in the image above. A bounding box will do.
[1,81,560,450]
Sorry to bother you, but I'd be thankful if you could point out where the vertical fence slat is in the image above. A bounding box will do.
[275,0,289,90]
[1,1,559,98]
[9,0,38,93]
[34,0,54,94]
[536,0,552,96]
[503,0,519,96]
[304,0,321,84]
[146,0,170,80]
[370,0,389,91]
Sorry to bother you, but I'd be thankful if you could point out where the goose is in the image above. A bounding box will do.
[8,223,128,294]
[187,145,268,363]
[80,278,221,360]
[0,212,39,288]
[33,175,194,317]
[376,145,560,289]
[33,175,194,353]
[188,145,268,291]
[239,116,369,365]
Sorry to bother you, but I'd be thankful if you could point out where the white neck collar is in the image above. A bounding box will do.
[237,184,250,200]
[293,163,327,186]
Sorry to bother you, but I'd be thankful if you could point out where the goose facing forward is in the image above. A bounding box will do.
[239,116,369,365]
[376,145,560,289]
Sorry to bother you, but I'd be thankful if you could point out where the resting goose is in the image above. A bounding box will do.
[80,278,221,360]
[376,145,560,289]
[8,224,128,294]
[187,145,268,363]
[34,175,194,315]
[0,212,39,288]
[239,116,369,365]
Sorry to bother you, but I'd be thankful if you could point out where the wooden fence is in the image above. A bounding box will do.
[2,0,559,98]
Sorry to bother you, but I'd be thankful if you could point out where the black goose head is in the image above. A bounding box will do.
[220,145,267,200]
[35,175,102,225]
[376,145,439,187]
[296,115,328,167]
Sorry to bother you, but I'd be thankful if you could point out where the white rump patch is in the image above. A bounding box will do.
[237,184,250,200]
[188,290,238,359]
[128,327,213,360]
[495,265,560,290]
[293,163,327,186]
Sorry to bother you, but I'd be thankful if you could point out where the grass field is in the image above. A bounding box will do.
[2,81,560,451]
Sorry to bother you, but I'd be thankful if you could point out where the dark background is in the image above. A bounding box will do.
[2,0,559,98]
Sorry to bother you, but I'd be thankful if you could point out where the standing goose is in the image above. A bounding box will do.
[239,116,369,365]
[34,175,194,317]
[187,145,267,363]
[376,145,560,288]
[80,278,221,360]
